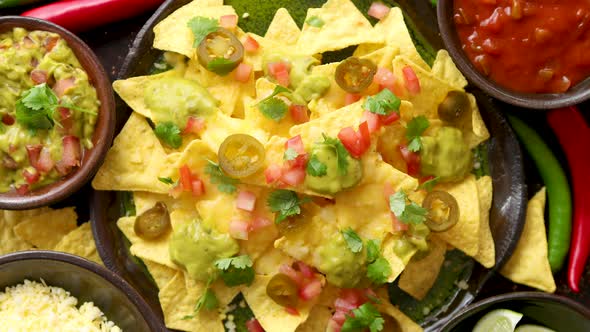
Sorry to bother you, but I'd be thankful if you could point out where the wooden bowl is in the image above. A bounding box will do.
[0,16,115,210]
[437,0,590,109]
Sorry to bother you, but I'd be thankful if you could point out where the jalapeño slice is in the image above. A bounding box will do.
[335,57,377,93]
[218,134,265,178]
[134,202,171,240]
[266,273,299,308]
[422,190,460,232]
[197,28,244,76]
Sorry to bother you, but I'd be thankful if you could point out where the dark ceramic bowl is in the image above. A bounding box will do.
[440,292,590,331]
[0,16,115,210]
[437,0,590,109]
[0,250,165,331]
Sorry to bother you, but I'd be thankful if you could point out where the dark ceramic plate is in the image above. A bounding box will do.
[90,0,527,330]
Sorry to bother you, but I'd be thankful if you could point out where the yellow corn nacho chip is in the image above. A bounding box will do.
[133,191,197,216]
[265,8,301,46]
[244,78,297,137]
[296,0,382,55]
[117,216,177,269]
[13,207,77,250]
[143,259,179,290]
[290,99,364,142]
[242,275,316,332]
[53,222,103,265]
[92,113,174,193]
[375,298,424,332]
[295,304,333,332]
[382,233,417,283]
[501,188,556,293]
[398,236,447,300]
[473,176,495,268]
[153,3,237,58]
[253,247,294,275]
[3,207,51,225]
[0,212,31,255]
[431,50,468,90]
[432,175,481,257]
[465,93,491,149]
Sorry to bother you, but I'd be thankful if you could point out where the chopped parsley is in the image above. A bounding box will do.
[365,239,381,262]
[257,85,291,122]
[215,255,255,287]
[306,16,325,28]
[342,228,363,253]
[418,176,440,192]
[405,115,430,152]
[205,160,239,194]
[158,177,174,185]
[154,122,182,148]
[267,189,308,223]
[283,147,298,161]
[320,134,350,176]
[187,16,218,47]
[341,303,385,332]
[389,190,428,225]
[306,154,327,177]
[363,88,401,116]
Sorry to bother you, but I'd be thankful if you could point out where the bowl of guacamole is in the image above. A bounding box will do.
[0,16,115,209]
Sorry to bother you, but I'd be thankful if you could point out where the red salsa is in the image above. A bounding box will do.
[454,0,590,93]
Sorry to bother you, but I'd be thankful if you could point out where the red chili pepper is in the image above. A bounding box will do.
[547,106,590,292]
[22,0,165,33]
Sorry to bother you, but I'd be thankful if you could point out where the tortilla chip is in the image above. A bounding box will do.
[92,113,174,193]
[159,272,224,332]
[265,8,301,46]
[244,78,297,137]
[3,207,51,225]
[501,188,556,293]
[376,299,424,332]
[13,207,77,249]
[296,0,382,55]
[382,233,417,283]
[465,93,491,149]
[473,176,495,268]
[199,112,269,155]
[431,50,468,90]
[398,236,447,300]
[153,3,236,58]
[143,259,178,290]
[242,275,315,332]
[133,191,197,216]
[253,247,294,275]
[117,216,177,269]
[0,212,31,255]
[295,304,333,332]
[53,222,103,265]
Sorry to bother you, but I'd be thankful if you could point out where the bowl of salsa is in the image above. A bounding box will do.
[437,0,590,109]
[0,16,115,209]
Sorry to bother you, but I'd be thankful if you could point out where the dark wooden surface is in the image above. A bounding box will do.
[1,0,588,310]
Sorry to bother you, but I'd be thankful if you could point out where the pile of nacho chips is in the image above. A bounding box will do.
[0,207,102,265]
[92,0,498,331]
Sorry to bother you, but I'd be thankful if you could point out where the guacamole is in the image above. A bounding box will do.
[317,233,366,288]
[420,127,472,182]
[0,28,99,193]
[305,143,362,194]
[169,220,239,282]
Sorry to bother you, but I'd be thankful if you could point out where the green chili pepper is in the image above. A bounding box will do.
[507,114,572,273]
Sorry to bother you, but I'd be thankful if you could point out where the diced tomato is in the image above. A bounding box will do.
[236,190,257,212]
[285,307,300,316]
[243,36,260,53]
[44,36,59,52]
[279,264,304,287]
[183,116,206,135]
[399,144,420,177]
[30,69,47,84]
[36,147,54,173]
[285,135,306,155]
[361,110,381,133]
[23,169,39,184]
[268,62,291,87]
[391,212,408,232]
[234,62,252,83]
[15,184,29,195]
[55,135,81,175]
[338,125,370,159]
[251,215,272,231]
[383,182,395,200]
[280,167,306,186]
[344,93,362,105]
[179,164,193,192]
[358,121,371,147]
[299,278,322,301]
[289,105,309,124]
[219,14,238,29]
[52,77,75,98]
[295,261,315,279]
[402,66,421,95]
[368,2,391,20]
[265,164,283,184]
[245,318,265,332]
[339,288,367,307]
[286,152,309,170]
[26,144,42,169]
[374,67,395,87]
[379,111,400,125]
[229,219,251,240]
[334,298,357,312]
[2,114,14,126]
[58,108,73,134]
[191,179,205,197]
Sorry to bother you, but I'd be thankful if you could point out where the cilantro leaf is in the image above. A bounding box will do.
[182,287,218,319]
[321,134,349,176]
[187,16,219,47]
[418,176,440,192]
[306,154,327,177]
[15,99,53,129]
[259,86,291,102]
[366,239,381,263]
[405,116,430,152]
[21,83,58,111]
[367,257,392,285]
[158,177,174,185]
[267,190,307,223]
[154,122,182,148]
[215,255,255,287]
[342,228,363,253]
[306,16,325,28]
[363,88,401,116]
[389,191,428,225]
[205,160,239,193]
[341,303,385,332]
[258,97,288,122]
[283,148,298,161]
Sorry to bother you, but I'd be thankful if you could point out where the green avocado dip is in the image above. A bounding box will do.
[0,28,100,194]
[317,233,366,288]
[305,143,362,195]
[420,127,472,182]
[169,220,239,282]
